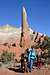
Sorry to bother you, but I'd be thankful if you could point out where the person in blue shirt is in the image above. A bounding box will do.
[28,46,36,72]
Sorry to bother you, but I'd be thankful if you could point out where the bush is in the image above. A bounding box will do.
[1,50,16,64]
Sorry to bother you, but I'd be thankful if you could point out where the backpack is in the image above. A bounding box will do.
[30,50,36,60]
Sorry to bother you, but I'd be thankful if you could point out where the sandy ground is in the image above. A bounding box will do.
[0,67,50,75]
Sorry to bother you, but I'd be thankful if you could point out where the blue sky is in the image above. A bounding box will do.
[0,0,50,36]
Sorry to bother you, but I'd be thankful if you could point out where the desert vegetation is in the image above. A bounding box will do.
[0,50,16,67]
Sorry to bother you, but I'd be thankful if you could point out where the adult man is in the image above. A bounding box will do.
[28,46,36,72]
[20,53,29,73]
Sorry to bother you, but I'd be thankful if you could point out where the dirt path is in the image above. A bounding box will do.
[0,67,50,75]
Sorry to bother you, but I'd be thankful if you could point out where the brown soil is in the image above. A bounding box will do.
[0,67,50,75]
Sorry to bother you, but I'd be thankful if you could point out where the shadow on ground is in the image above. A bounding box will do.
[8,66,24,73]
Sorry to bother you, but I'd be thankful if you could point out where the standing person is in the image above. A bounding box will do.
[36,55,42,69]
[20,53,25,72]
[20,53,29,73]
[28,46,36,72]
[24,54,29,73]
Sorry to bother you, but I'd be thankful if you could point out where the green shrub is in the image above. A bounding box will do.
[1,50,16,64]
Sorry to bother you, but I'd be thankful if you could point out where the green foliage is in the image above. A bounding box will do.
[48,37,50,41]
[1,50,16,64]
[43,37,50,59]
[0,64,1,67]
[47,37,50,57]
[38,36,50,59]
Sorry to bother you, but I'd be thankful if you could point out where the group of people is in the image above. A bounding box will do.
[20,46,43,73]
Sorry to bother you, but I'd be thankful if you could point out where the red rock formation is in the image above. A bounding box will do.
[20,7,33,49]
[0,7,48,60]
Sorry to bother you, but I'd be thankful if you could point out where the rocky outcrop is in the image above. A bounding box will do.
[0,7,48,59]
[20,7,33,49]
